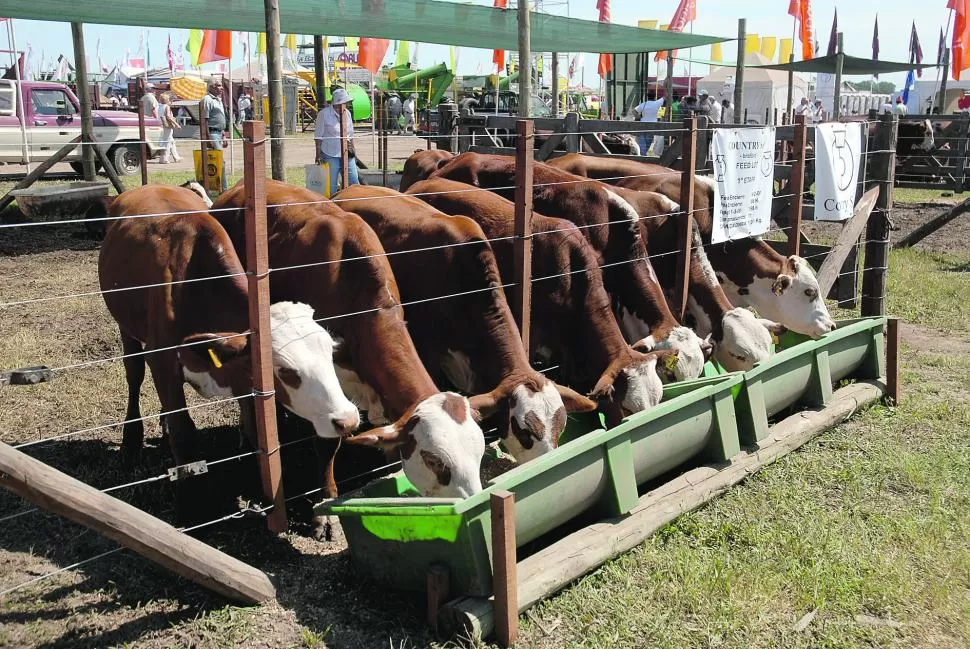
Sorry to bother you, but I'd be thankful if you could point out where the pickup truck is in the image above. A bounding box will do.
[0,80,163,175]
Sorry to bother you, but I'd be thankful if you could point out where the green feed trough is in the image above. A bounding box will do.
[321,317,886,598]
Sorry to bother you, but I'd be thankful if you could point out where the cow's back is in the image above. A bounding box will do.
[400,150,455,191]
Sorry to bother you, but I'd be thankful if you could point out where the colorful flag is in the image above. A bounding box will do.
[711,42,723,71]
[903,69,916,103]
[257,32,266,55]
[568,52,583,80]
[910,22,924,77]
[187,29,203,65]
[284,34,297,53]
[939,26,947,64]
[396,41,411,67]
[826,9,838,56]
[493,0,508,72]
[597,0,612,76]
[950,0,970,80]
[197,30,232,64]
[166,35,175,71]
[791,0,815,60]
[746,34,761,55]
[779,37,794,63]
[638,20,658,29]
[655,0,696,62]
[872,15,880,62]
[358,38,390,74]
[761,36,777,61]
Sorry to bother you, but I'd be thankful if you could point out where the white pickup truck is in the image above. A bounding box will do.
[0,79,163,175]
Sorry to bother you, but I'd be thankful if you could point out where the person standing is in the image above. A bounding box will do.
[707,92,723,123]
[402,93,417,134]
[812,99,826,123]
[795,97,812,117]
[721,98,734,124]
[237,89,253,123]
[314,87,359,192]
[201,79,229,192]
[386,92,403,132]
[633,94,664,156]
[893,96,909,116]
[140,84,159,120]
[157,93,182,164]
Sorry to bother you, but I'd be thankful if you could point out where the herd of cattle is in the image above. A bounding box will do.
[95,150,836,519]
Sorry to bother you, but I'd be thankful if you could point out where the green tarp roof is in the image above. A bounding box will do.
[0,0,728,53]
[756,53,938,75]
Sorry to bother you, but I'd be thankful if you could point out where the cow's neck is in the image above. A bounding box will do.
[706,239,782,287]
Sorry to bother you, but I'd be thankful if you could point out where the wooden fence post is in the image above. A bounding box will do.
[491,490,517,648]
[137,77,149,186]
[676,117,697,321]
[788,115,808,257]
[513,119,534,349]
[565,111,580,153]
[340,109,350,190]
[861,114,897,317]
[200,106,211,196]
[886,317,901,406]
[242,120,288,534]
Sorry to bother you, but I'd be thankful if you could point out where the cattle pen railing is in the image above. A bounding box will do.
[0,116,897,645]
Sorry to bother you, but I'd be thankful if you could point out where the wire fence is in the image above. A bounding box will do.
[0,114,896,603]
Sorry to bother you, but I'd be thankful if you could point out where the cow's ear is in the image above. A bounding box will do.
[179,332,249,372]
[468,391,502,418]
[554,383,598,413]
[772,274,793,296]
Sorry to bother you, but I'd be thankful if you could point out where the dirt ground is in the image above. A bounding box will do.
[0,197,967,648]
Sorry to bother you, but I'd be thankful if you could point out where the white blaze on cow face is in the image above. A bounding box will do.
[713,307,775,372]
[269,302,360,438]
[618,357,665,414]
[505,382,567,463]
[180,180,213,208]
[348,392,485,498]
[720,256,836,338]
[642,326,706,381]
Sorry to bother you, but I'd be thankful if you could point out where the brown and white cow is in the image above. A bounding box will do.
[332,184,597,462]
[429,152,708,381]
[399,149,455,192]
[98,185,359,471]
[212,181,485,499]
[409,177,680,426]
[548,154,836,338]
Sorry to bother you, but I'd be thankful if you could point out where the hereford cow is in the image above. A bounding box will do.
[547,154,836,338]
[400,149,455,191]
[430,152,708,381]
[332,184,598,461]
[409,177,680,426]
[212,181,485,501]
[99,185,359,514]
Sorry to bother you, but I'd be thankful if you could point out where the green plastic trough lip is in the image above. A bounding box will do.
[326,372,745,517]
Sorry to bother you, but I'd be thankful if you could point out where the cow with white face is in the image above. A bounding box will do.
[348,392,486,498]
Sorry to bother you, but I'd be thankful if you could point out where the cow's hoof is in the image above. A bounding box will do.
[312,514,342,542]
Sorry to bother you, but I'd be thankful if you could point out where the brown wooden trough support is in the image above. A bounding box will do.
[0,441,276,604]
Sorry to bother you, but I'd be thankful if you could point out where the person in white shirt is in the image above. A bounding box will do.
[893,96,909,116]
[402,93,417,134]
[140,85,158,120]
[237,90,253,122]
[707,93,723,123]
[812,100,826,123]
[721,98,734,124]
[314,87,359,192]
[795,97,812,118]
[633,94,664,155]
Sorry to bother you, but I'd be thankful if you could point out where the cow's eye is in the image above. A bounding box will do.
[804,288,818,300]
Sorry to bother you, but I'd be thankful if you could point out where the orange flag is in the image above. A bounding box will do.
[791,0,815,60]
[493,0,508,72]
[197,30,232,64]
[358,38,390,74]
[655,0,696,62]
[950,0,970,80]
[597,0,613,76]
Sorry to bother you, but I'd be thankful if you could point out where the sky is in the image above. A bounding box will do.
[1,0,954,89]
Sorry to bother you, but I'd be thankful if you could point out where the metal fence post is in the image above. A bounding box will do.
[513,119,534,350]
[788,115,808,257]
[242,120,288,533]
[861,113,897,317]
[137,77,149,186]
[676,117,697,320]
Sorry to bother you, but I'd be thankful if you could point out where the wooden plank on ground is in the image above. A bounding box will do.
[0,441,276,603]
[894,196,970,249]
[0,136,83,212]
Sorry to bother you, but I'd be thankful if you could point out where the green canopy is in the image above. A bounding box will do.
[0,0,728,53]
[756,53,938,76]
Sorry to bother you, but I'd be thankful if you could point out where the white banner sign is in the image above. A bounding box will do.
[814,122,863,221]
[816,73,836,117]
[711,127,777,244]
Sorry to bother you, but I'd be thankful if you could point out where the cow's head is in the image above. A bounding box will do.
[180,180,213,208]
[633,326,708,382]
[713,308,783,372]
[346,392,486,498]
[721,255,836,338]
[918,119,935,152]
[267,302,360,438]
[467,377,598,463]
[589,348,678,426]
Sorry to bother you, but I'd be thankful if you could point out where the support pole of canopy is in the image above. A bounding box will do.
[665,56,674,120]
[734,19,746,125]
[263,0,285,180]
[834,33,844,121]
[551,52,559,116]
[938,48,951,114]
[786,53,794,120]
[518,0,532,118]
[313,35,326,110]
[71,23,96,182]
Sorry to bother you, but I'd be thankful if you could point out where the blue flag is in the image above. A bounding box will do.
[902,69,916,104]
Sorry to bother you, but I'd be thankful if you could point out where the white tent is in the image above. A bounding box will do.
[696,52,809,124]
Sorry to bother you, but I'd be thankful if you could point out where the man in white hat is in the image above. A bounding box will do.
[314,87,359,191]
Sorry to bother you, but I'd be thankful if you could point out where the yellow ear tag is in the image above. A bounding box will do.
[771,332,780,346]
[664,354,679,371]
[208,348,223,369]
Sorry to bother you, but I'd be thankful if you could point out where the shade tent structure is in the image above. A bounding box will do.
[0,0,728,53]
[756,53,938,76]
[697,52,808,124]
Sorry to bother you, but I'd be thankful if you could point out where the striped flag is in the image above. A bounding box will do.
[825,9,838,56]
[597,0,613,76]
[950,0,970,81]
[910,22,924,77]
[655,0,696,62]
[790,0,815,60]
